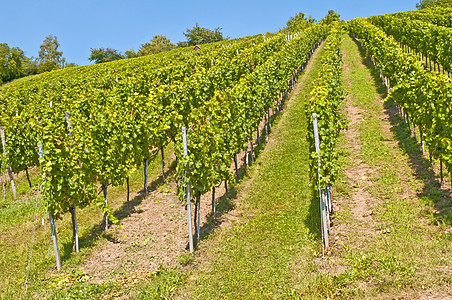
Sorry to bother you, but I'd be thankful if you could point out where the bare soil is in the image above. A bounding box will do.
[328,57,379,263]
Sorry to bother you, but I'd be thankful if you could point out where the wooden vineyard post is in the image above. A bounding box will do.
[268,109,271,130]
[161,146,165,180]
[264,114,268,137]
[257,127,260,147]
[0,126,17,198]
[103,183,108,230]
[196,194,201,244]
[234,154,238,182]
[144,159,148,195]
[440,159,444,184]
[250,139,254,163]
[65,112,79,253]
[420,129,425,154]
[182,127,194,253]
[212,187,216,216]
[126,177,130,202]
[25,167,32,188]
[224,180,228,198]
[70,205,79,253]
[407,114,411,133]
[39,144,61,270]
[326,185,333,215]
[312,113,329,253]
[245,145,249,167]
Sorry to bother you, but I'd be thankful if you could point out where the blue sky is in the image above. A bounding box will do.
[0,0,418,66]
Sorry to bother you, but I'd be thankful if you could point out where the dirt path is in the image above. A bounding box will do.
[332,85,377,245]
[82,181,186,282]
[328,42,380,256]
[326,35,452,298]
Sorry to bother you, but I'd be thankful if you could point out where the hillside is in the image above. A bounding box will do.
[0,8,451,299]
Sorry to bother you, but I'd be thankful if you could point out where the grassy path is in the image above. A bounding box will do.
[175,41,328,299]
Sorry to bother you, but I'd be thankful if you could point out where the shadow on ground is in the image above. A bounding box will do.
[60,160,179,262]
[352,36,452,227]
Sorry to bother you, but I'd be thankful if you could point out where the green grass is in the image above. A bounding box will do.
[328,35,452,297]
[45,267,187,299]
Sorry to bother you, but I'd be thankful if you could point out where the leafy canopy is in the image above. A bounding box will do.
[0,43,25,84]
[319,10,341,25]
[89,48,125,64]
[38,35,66,72]
[183,23,225,46]
[285,13,316,32]
[125,49,138,58]
[417,0,452,8]
[138,35,175,56]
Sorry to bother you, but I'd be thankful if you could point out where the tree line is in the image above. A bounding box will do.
[1,12,346,83]
[88,23,226,64]
[0,35,70,84]
[416,0,452,9]
[0,23,226,84]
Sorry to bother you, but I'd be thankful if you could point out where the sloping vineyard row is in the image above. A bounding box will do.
[348,18,452,178]
[0,24,328,226]
[176,25,329,199]
[305,24,345,250]
[0,35,266,182]
[388,7,452,27]
[0,34,262,96]
[306,25,345,191]
[0,32,280,216]
[368,14,452,73]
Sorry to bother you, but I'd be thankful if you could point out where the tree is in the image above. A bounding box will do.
[0,43,25,83]
[125,49,138,58]
[320,10,340,25]
[38,35,65,72]
[176,41,188,48]
[138,35,175,56]
[22,57,39,76]
[285,13,316,33]
[417,0,452,8]
[89,48,124,63]
[183,23,225,46]
[64,62,78,68]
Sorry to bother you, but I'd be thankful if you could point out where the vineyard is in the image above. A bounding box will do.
[1,6,451,299]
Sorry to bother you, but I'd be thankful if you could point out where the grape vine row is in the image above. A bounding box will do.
[349,18,452,178]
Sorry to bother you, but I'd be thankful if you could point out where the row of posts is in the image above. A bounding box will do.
[312,113,333,259]
[182,40,322,252]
